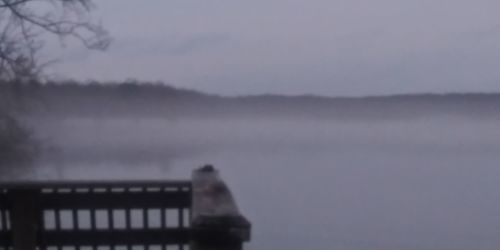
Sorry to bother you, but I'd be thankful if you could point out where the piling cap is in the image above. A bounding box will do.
[191,164,251,242]
[198,164,215,173]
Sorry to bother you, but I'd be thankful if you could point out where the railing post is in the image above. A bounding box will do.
[9,189,39,250]
[190,165,251,250]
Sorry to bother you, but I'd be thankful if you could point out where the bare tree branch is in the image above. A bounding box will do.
[0,0,110,81]
[0,0,30,8]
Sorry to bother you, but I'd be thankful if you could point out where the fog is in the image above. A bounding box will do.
[3,0,500,248]
[21,116,500,250]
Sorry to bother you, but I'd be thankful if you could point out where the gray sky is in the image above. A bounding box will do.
[47,0,500,96]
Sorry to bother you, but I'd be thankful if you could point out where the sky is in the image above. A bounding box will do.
[46,0,500,96]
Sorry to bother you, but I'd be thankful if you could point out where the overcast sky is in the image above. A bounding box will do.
[46,0,500,96]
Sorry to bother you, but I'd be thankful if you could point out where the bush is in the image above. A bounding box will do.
[0,114,38,166]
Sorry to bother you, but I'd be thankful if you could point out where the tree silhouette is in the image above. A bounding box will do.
[0,0,111,80]
[0,0,110,176]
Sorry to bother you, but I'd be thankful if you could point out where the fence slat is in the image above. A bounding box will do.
[10,189,39,250]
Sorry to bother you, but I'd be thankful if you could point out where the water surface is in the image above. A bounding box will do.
[27,118,500,250]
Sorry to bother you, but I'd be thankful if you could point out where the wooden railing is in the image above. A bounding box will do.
[0,166,251,250]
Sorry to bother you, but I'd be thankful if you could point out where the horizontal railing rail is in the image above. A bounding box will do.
[0,180,192,189]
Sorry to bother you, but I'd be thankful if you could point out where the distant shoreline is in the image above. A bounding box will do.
[3,80,500,120]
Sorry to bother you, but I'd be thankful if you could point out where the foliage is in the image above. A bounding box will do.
[0,113,37,166]
[6,80,500,120]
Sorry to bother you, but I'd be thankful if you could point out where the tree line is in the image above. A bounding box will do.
[4,79,500,120]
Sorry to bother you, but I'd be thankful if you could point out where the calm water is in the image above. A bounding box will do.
[27,118,500,250]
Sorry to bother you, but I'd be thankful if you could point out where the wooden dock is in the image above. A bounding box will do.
[0,165,251,250]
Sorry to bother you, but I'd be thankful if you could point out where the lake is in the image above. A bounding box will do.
[23,117,500,250]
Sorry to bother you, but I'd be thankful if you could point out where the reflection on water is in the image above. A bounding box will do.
[18,118,500,250]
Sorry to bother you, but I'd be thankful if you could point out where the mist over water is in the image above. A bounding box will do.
[23,117,500,250]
